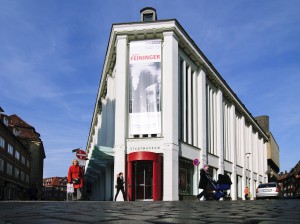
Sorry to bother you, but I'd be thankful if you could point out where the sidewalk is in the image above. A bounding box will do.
[0,199,299,223]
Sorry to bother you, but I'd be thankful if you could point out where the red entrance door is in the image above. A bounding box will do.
[134,161,153,200]
[127,152,162,201]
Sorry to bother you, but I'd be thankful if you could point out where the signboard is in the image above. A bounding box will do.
[193,159,200,166]
[129,39,162,135]
[76,149,87,160]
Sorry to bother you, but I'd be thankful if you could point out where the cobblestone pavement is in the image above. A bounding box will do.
[0,199,299,223]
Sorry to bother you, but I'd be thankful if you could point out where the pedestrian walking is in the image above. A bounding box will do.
[196,164,212,200]
[114,172,126,201]
[68,159,84,200]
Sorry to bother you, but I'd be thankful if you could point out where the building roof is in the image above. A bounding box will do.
[278,160,300,180]
[43,177,67,187]
[8,114,41,141]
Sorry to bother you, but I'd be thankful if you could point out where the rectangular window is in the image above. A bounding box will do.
[8,144,13,155]
[206,83,218,156]
[7,163,13,175]
[179,158,194,196]
[21,171,25,181]
[235,114,243,166]
[0,136,4,148]
[179,55,197,146]
[21,155,26,164]
[0,158,4,172]
[223,101,232,161]
[15,167,20,179]
[26,159,30,168]
[15,150,20,160]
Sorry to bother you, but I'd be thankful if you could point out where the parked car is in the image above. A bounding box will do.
[256,182,282,199]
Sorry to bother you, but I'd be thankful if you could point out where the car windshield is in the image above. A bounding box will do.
[258,183,276,188]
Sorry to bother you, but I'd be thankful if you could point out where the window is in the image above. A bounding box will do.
[8,144,13,155]
[179,158,194,196]
[206,83,218,156]
[15,150,20,160]
[21,155,26,165]
[0,136,4,148]
[143,13,154,22]
[15,167,20,179]
[21,171,25,181]
[7,163,13,175]
[223,101,231,161]
[3,117,8,126]
[26,159,30,168]
[179,57,198,146]
[0,158,4,172]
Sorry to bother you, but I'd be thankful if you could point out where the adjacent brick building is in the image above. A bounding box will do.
[0,107,46,200]
[278,160,300,198]
[42,176,67,201]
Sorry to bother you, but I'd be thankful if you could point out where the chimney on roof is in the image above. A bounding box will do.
[140,7,157,22]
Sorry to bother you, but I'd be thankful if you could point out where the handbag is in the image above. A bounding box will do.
[72,178,80,184]
[115,184,118,188]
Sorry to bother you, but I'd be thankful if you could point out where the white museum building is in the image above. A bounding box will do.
[84,8,269,201]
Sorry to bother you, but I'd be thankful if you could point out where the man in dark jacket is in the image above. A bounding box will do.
[196,164,211,200]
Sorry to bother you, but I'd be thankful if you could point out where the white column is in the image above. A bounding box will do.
[249,126,254,200]
[216,90,224,174]
[162,31,179,201]
[113,35,127,192]
[100,98,107,146]
[187,66,192,145]
[192,71,198,147]
[106,75,115,147]
[96,113,101,146]
[229,104,237,200]
[197,67,207,165]
[182,61,187,142]
[241,116,246,200]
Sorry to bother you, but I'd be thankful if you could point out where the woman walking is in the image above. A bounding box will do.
[114,172,126,201]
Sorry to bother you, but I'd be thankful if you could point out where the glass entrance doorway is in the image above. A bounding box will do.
[134,161,153,200]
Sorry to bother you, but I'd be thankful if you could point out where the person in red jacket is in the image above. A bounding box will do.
[68,159,84,200]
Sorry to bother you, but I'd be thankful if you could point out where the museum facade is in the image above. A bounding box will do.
[84,8,268,201]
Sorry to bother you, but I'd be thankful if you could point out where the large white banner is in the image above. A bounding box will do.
[129,40,161,135]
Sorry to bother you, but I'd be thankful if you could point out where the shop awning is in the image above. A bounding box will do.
[85,145,114,182]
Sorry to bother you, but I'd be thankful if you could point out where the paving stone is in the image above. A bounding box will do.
[0,200,299,223]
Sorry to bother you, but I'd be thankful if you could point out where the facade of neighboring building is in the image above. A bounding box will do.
[42,176,67,201]
[278,161,300,198]
[85,8,270,201]
[8,114,46,200]
[255,116,280,182]
[0,108,32,200]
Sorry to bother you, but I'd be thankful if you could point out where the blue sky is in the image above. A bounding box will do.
[1,0,299,178]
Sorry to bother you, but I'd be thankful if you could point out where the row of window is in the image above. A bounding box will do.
[0,158,30,183]
[179,54,266,174]
[0,136,31,168]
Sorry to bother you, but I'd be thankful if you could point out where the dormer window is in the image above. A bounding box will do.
[140,7,157,22]
[13,128,20,136]
[3,117,8,126]
[143,13,154,22]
